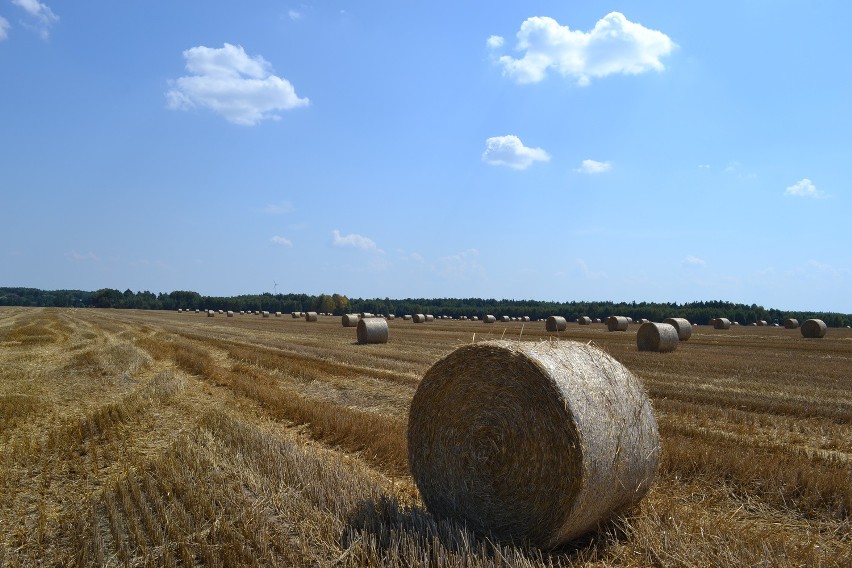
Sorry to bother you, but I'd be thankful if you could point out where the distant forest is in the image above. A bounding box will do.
[2,287,850,327]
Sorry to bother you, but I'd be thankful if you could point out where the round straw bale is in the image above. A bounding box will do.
[483,315,496,323]
[357,318,389,344]
[471,316,479,321]
[275,311,282,317]
[578,316,592,325]
[626,317,633,323]
[499,315,510,322]
[522,316,531,322]
[784,318,799,329]
[305,311,318,322]
[403,314,413,320]
[713,318,731,330]
[227,311,234,317]
[801,319,827,338]
[342,314,360,327]
[360,312,374,318]
[607,316,629,332]
[757,320,767,326]
[637,322,679,352]
[594,318,601,324]
[207,310,214,317]
[408,340,659,549]
[413,314,426,323]
[262,311,270,318]
[425,315,435,322]
[662,318,692,341]
[218,310,224,314]
[545,316,567,332]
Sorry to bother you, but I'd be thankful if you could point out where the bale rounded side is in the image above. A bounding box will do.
[342,314,360,327]
[483,315,496,324]
[607,316,629,332]
[662,318,692,341]
[357,318,389,344]
[801,319,827,338]
[577,316,592,325]
[784,318,799,329]
[305,311,318,322]
[713,318,732,330]
[545,316,567,332]
[413,314,426,323]
[636,322,679,352]
[227,311,234,317]
[408,340,659,549]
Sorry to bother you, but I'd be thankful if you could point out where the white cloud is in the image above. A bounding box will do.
[166,43,309,125]
[438,249,484,279]
[65,250,99,262]
[0,17,10,41]
[482,135,550,170]
[486,35,504,49]
[12,0,58,39]
[288,9,302,20]
[332,229,378,251]
[698,164,710,169]
[785,178,824,198]
[684,255,706,266]
[263,201,294,214]
[576,259,606,280]
[575,159,612,174]
[493,12,675,85]
[270,235,293,247]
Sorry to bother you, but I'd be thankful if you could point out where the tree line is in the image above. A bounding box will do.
[1,287,850,327]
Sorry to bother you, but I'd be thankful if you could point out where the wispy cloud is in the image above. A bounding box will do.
[288,9,302,20]
[270,235,293,247]
[0,16,10,41]
[482,135,550,170]
[65,250,99,262]
[12,0,58,39]
[575,159,612,174]
[438,249,484,279]
[684,255,706,266]
[698,164,710,169]
[166,43,309,125]
[262,201,294,214]
[332,230,379,251]
[785,178,824,198]
[490,12,675,85]
[576,258,606,280]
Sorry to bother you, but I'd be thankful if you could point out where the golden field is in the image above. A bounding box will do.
[0,307,850,567]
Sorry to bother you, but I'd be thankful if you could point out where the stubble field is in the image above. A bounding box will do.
[0,307,850,567]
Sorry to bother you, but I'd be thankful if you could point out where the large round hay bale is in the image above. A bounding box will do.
[226,311,234,317]
[425,315,435,322]
[262,311,270,318]
[471,316,479,321]
[757,320,767,326]
[305,311,318,322]
[483,315,496,324]
[801,319,827,338]
[408,340,659,549]
[500,315,511,322]
[577,316,592,325]
[713,318,731,330]
[207,310,215,317]
[662,318,692,341]
[412,314,426,323]
[342,314,360,327]
[784,318,799,329]
[637,322,679,352]
[545,316,567,332]
[357,318,389,344]
[606,316,629,332]
[403,314,413,321]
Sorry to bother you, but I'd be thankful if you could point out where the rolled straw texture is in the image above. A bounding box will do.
[226,311,234,317]
[357,318,389,344]
[413,314,426,323]
[408,340,659,549]
[801,319,827,338]
[545,316,567,332]
[305,311,318,322]
[713,318,731,330]
[784,318,799,329]
[662,318,692,341]
[403,315,413,321]
[207,310,215,317]
[637,323,679,352]
[607,316,629,332]
[262,311,270,318]
[483,315,496,324]
[425,315,435,322]
[577,316,592,325]
[342,314,360,327]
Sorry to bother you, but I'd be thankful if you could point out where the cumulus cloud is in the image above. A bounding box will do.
[486,35,504,49]
[166,43,309,125]
[0,16,10,41]
[270,235,292,247]
[575,159,612,174]
[492,12,675,85]
[332,230,378,251]
[684,255,706,266]
[482,135,550,170]
[12,0,58,39]
[785,178,824,198]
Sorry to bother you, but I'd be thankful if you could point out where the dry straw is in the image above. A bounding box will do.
[500,315,511,322]
[403,314,413,320]
[292,312,301,318]
[207,310,214,317]
[637,322,679,352]
[262,311,270,318]
[305,311,318,322]
[801,319,827,338]
[226,311,234,317]
[483,315,497,324]
[662,317,692,341]
[578,316,592,325]
[545,316,567,332]
[784,318,800,329]
[757,320,767,326]
[426,315,435,322]
[713,317,732,330]
[607,316,629,332]
[408,340,660,549]
[357,317,389,344]
[413,314,426,323]
[342,314,360,327]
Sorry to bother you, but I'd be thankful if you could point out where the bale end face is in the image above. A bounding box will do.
[408,340,659,549]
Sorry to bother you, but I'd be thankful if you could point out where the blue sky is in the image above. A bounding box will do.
[1,1,850,312]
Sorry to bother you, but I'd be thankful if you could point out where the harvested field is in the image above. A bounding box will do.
[0,307,850,566]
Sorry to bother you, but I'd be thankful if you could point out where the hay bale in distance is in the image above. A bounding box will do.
[578,316,592,325]
[713,318,732,330]
[500,315,511,322]
[413,314,426,323]
[801,319,827,338]
[262,311,270,318]
[226,311,234,317]
[425,315,435,322]
[408,340,659,549]
[207,310,215,317]
[483,315,496,324]
[545,316,567,332]
[403,314,413,321]
[607,316,629,332]
[305,311,318,322]
[637,322,679,352]
[784,318,800,329]
[757,320,767,326]
[663,318,692,341]
[357,318,389,344]
[342,314,360,327]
